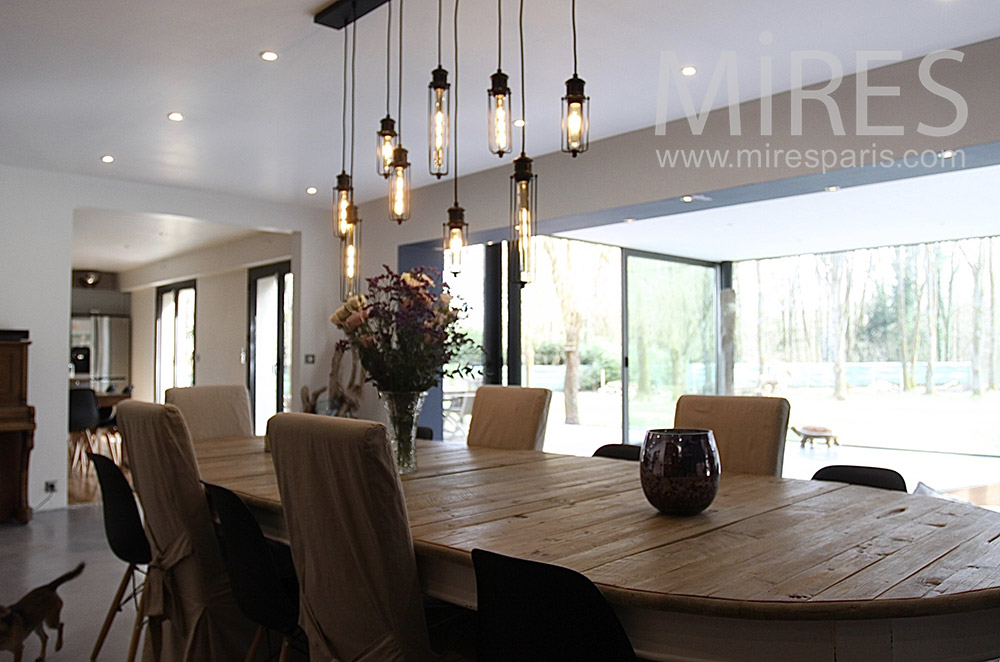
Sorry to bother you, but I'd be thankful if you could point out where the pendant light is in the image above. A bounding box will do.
[510,0,536,285]
[376,1,397,177]
[487,0,512,156]
[341,8,362,299]
[388,0,411,223]
[561,0,589,156]
[443,0,467,275]
[428,0,450,178]
[334,25,353,238]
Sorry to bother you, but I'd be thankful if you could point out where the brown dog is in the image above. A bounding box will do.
[0,563,84,662]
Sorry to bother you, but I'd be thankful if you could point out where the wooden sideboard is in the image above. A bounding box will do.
[0,337,35,523]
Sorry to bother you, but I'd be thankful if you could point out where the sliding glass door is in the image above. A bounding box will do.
[624,251,719,444]
[248,262,293,435]
[155,280,196,402]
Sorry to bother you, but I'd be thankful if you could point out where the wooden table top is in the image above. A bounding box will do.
[194,437,1000,622]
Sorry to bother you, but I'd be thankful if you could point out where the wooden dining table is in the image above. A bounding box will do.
[194,436,1000,662]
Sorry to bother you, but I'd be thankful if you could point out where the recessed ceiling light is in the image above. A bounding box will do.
[513,119,526,128]
[825,185,840,192]
[681,65,697,77]
[681,195,694,203]
[305,187,318,195]
[938,149,955,159]
[260,51,279,62]
[167,111,184,122]
[624,218,635,224]
[100,155,115,163]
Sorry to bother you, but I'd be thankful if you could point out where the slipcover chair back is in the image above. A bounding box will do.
[165,385,253,441]
[466,385,552,451]
[117,400,253,662]
[673,395,790,476]
[268,413,433,662]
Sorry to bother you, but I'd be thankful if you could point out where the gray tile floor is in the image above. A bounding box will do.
[0,504,137,661]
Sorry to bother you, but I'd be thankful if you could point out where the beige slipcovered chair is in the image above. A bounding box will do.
[116,400,254,661]
[164,385,253,441]
[673,395,790,476]
[268,413,433,662]
[466,385,552,451]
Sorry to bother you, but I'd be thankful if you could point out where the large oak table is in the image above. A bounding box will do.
[195,437,1000,662]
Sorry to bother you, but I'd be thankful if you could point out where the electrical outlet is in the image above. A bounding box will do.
[44,480,57,493]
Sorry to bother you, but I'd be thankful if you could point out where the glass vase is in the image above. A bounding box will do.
[379,390,427,474]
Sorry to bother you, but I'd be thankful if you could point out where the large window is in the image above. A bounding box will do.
[624,252,719,444]
[248,262,293,435]
[522,236,623,455]
[156,280,196,402]
[733,236,1000,457]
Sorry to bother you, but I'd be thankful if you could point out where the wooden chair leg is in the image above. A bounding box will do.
[126,576,150,662]
[91,563,135,660]
[278,635,292,662]
[244,625,266,662]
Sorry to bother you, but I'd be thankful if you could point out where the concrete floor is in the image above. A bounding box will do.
[0,504,138,662]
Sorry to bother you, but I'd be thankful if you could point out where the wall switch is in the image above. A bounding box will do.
[44,480,57,493]
[305,354,316,364]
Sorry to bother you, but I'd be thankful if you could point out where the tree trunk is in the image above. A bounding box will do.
[971,241,985,396]
[990,237,997,391]
[925,246,939,395]
[827,254,851,401]
[756,261,766,388]
[895,246,911,391]
[637,323,651,397]
[563,311,583,424]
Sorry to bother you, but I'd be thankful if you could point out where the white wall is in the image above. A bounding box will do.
[0,164,334,511]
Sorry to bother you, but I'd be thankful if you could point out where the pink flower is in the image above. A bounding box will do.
[344,309,368,331]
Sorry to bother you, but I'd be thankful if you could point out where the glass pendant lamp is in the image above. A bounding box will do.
[487,0,512,156]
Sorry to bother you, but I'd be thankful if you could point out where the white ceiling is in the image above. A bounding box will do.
[559,163,1000,261]
[72,209,259,272]
[3,0,1000,269]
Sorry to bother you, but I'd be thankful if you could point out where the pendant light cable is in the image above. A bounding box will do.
[437,0,443,67]
[385,0,392,115]
[519,0,526,155]
[341,27,349,172]
[496,0,501,70]
[350,2,357,177]
[397,0,404,140]
[572,0,578,75]
[453,0,460,205]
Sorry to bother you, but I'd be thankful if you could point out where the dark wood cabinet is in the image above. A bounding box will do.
[0,337,35,523]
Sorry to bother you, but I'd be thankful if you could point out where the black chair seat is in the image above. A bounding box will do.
[592,444,641,461]
[812,465,907,491]
[472,548,637,662]
[203,482,300,635]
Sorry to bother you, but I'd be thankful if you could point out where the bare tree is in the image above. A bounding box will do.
[820,253,852,400]
[962,240,987,396]
[990,237,997,390]
[924,245,939,394]
[895,246,912,390]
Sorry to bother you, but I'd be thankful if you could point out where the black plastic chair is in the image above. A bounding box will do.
[202,481,301,662]
[812,465,907,492]
[592,444,641,461]
[472,548,637,662]
[87,452,152,662]
[69,388,101,470]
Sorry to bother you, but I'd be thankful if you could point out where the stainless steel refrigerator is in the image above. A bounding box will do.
[70,315,131,392]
